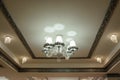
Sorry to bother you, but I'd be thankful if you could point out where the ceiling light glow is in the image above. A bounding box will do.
[67,31,77,36]
[95,57,102,63]
[0,77,9,80]
[56,35,63,43]
[44,27,55,33]
[54,24,64,30]
[110,34,118,43]
[69,40,76,47]
[4,36,12,44]
[21,57,28,64]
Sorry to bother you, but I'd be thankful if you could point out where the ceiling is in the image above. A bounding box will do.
[0,0,120,80]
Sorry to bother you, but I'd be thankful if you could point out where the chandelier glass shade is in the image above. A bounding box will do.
[43,35,78,60]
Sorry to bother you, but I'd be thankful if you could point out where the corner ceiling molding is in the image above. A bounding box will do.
[104,41,120,66]
[0,50,20,71]
[0,41,19,64]
[104,49,120,72]
[0,0,118,59]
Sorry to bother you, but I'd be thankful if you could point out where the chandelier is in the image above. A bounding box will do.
[43,35,78,60]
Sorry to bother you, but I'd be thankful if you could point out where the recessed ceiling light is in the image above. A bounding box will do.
[54,24,64,30]
[3,35,13,44]
[44,27,55,33]
[4,36,12,44]
[67,31,77,36]
[110,34,118,43]
[21,57,28,64]
[95,57,102,63]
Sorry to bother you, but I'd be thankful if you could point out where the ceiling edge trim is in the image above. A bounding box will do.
[0,48,20,71]
[18,68,105,72]
[107,73,120,77]
[0,47,120,72]
[88,0,119,57]
[105,49,120,71]
[0,48,105,72]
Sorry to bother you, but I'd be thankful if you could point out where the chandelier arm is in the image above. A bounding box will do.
[42,35,78,61]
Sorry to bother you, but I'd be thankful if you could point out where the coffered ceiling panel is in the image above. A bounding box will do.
[0,0,120,72]
[3,0,110,58]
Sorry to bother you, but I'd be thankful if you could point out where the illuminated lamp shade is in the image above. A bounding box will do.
[46,37,53,44]
[56,35,63,43]
[69,40,76,47]
[43,35,78,61]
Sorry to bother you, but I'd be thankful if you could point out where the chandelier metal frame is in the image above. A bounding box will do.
[43,35,78,60]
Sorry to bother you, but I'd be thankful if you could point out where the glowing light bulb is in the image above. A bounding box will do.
[46,37,53,44]
[56,35,63,43]
[22,57,28,64]
[44,27,55,33]
[110,34,118,43]
[4,36,12,44]
[69,40,76,47]
[96,57,102,63]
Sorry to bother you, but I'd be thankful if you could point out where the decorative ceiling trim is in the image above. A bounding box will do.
[0,0,118,59]
[107,73,120,77]
[105,49,120,71]
[88,0,119,57]
[0,47,120,72]
[0,48,20,71]
[0,47,105,72]
[19,68,105,72]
